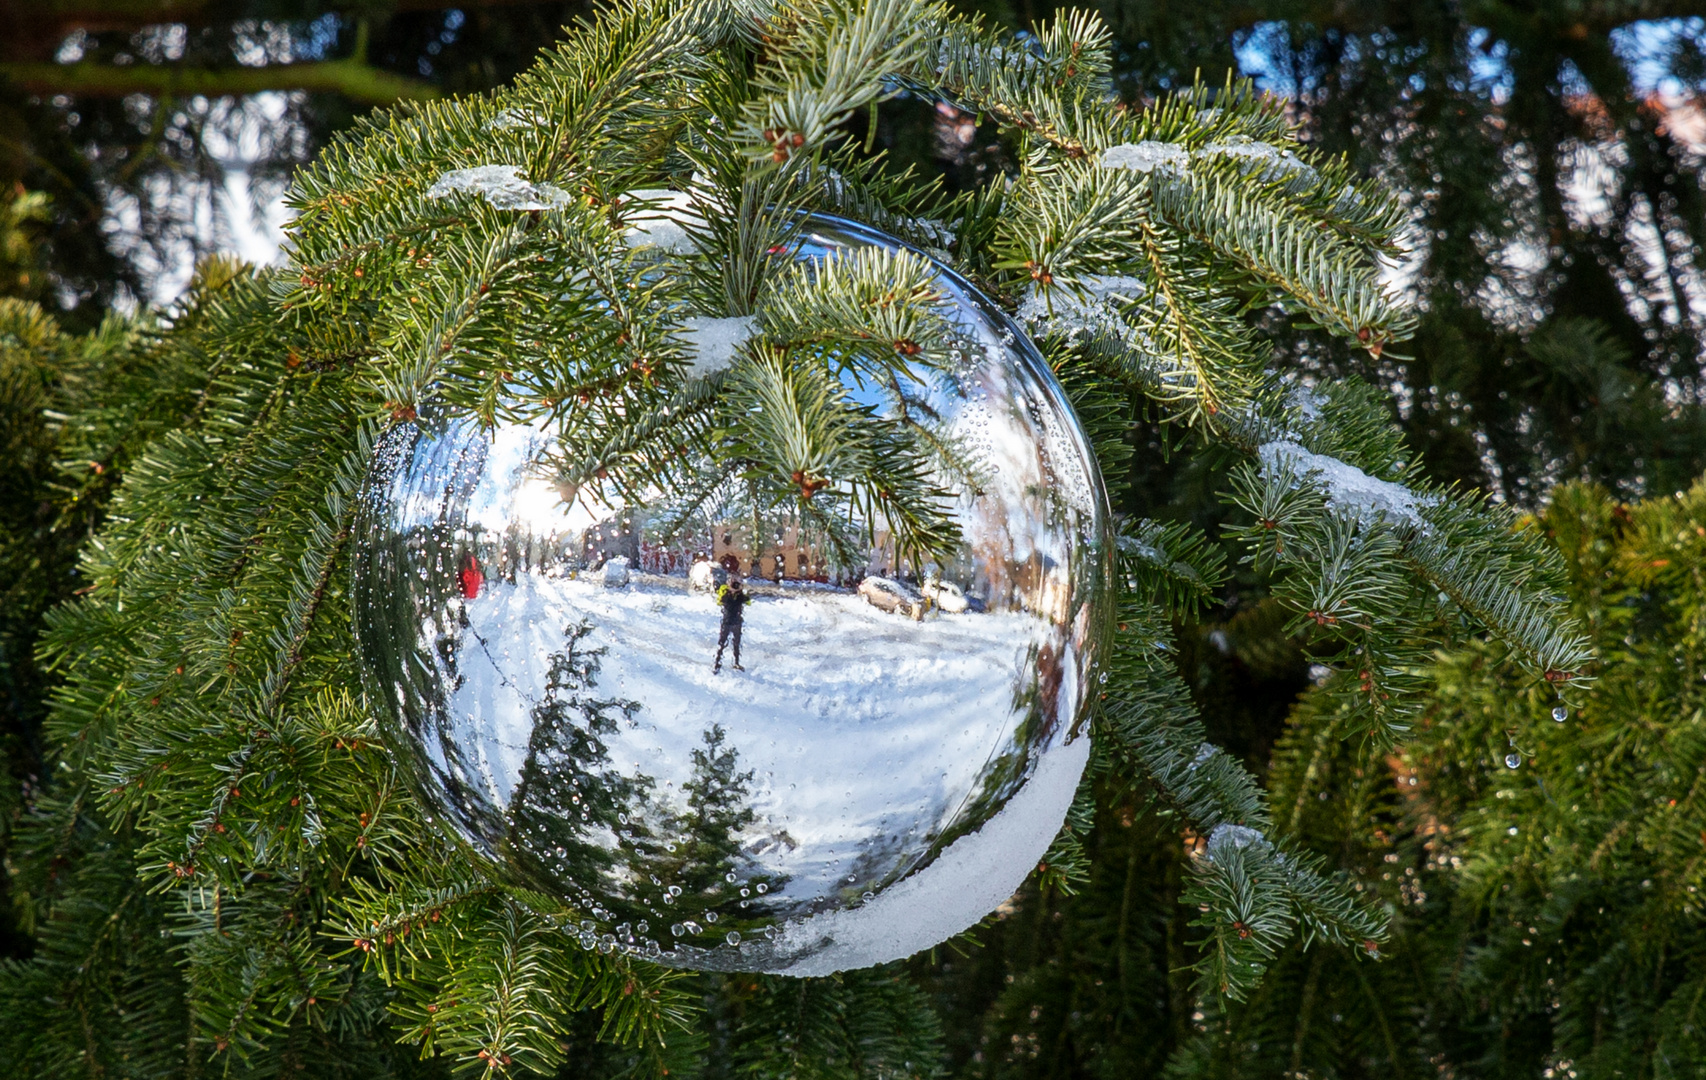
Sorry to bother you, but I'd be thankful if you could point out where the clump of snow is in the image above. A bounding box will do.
[1258,441,1431,530]
[1099,141,1190,175]
[906,216,957,249]
[1286,383,1327,424]
[1189,742,1217,770]
[678,315,758,376]
[1198,136,1316,183]
[1205,823,1271,863]
[621,188,700,254]
[1016,275,1147,339]
[427,165,571,211]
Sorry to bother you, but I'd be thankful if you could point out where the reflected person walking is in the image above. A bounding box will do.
[712,577,751,673]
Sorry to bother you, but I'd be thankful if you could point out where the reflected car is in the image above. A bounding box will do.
[922,579,970,613]
[858,576,925,619]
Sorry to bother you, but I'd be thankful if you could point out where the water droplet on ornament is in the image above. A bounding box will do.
[705,911,718,923]
[725,871,737,883]
[670,923,684,937]
[756,884,767,894]
[726,931,741,945]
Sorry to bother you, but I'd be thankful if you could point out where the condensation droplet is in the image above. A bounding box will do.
[1505,752,1522,769]
[1552,705,1568,723]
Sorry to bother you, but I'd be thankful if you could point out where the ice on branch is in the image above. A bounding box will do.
[1099,141,1190,175]
[426,165,571,210]
[678,315,757,376]
[1258,441,1431,530]
[1017,275,1146,339]
[487,108,546,131]
[1286,383,1327,423]
[1098,136,1319,186]
[620,188,700,254]
[1204,823,1272,863]
[907,216,957,249]
[1199,136,1317,183]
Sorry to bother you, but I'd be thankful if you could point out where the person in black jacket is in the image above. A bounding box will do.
[712,577,751,673]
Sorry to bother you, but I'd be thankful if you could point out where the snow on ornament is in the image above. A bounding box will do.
[351,215,1111,975]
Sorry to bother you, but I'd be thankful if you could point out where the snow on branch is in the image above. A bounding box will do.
[426,165,571,211]
[1204,823,1272,863]
[1016,274,1147,340]
[1098,141,1190,175]
[1097,136,1317,184]
[678,316,758,376]
[620,188,700,254]
[1257,441,1431,530]
[1198,136,1316,183]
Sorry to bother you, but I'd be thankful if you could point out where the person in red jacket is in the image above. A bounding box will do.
[712,577,751,673]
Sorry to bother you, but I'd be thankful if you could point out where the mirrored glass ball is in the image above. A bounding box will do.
[352,215,1111,974]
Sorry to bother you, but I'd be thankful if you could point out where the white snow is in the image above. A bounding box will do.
[768,727,1089,975]
[1016,275,1147,340]
[677,315,758,376]
[620,188,700,254]
[447,573,1055,921]
[1098,137,1318,186]
[1205,823,1271,862]
[1257,441,1430,530]
[427,165,572,211]
[1099,141,1190,175]
[1286,383,1327,424]
[905,216,957,249]
[1198,136,1316,183]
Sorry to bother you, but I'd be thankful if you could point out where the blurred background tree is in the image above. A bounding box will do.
[4,1,1706,1077]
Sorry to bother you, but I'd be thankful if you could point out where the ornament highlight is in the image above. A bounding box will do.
[352,215,1111,974]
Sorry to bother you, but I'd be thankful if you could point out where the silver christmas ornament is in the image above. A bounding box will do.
[352,215,1111,975]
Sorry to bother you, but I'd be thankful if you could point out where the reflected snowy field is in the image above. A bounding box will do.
[447,574,1048,912]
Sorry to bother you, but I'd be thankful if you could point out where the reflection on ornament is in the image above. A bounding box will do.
[352,215,1111,975]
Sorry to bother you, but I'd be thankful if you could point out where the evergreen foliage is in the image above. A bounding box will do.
[0,1,1599,1075]
[1166,480,1706,1078]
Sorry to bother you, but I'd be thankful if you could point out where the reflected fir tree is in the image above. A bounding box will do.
[505,621,651,911]
[634,725,782,941]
